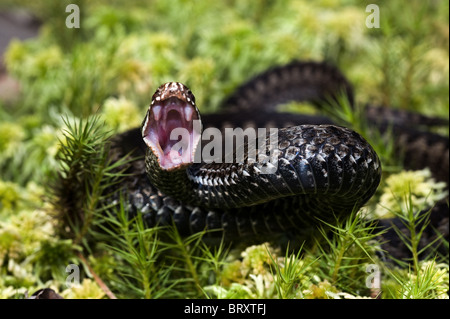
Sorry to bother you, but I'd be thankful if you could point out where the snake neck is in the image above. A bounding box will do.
[145,148,197,204]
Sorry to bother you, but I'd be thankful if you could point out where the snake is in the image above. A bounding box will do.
[109,61,448,255]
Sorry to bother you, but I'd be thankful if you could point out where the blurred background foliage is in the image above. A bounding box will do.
[0,0,448,186]
[0,0,448,298]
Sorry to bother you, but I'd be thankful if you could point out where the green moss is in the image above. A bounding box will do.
[0,122,25,157]
[61,278,105,299]
[376,169,448,218]
[101,96,141,132]
[0,181,21,212]
[0,0,448,299]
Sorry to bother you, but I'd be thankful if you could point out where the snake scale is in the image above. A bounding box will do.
[110,61,448,257]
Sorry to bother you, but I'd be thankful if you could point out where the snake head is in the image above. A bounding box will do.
[142,82,202,170]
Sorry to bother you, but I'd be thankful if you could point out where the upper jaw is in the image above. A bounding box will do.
[151,97,196,124]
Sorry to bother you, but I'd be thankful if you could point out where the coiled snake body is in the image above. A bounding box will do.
[111,62,448,250]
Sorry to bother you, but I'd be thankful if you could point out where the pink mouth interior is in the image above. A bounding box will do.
[143,97,199,170]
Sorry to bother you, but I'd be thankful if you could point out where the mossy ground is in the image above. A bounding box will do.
[0,0,448,299]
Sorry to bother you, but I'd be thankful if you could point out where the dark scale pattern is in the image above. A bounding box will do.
[107,61,448,255]
[120,123,381,237]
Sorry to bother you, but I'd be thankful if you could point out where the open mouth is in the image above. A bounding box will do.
[142,86,201,170]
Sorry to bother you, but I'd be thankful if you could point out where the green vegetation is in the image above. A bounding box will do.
[0,0,448,298]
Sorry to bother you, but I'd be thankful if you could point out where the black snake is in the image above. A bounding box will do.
[110,61,448,257]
